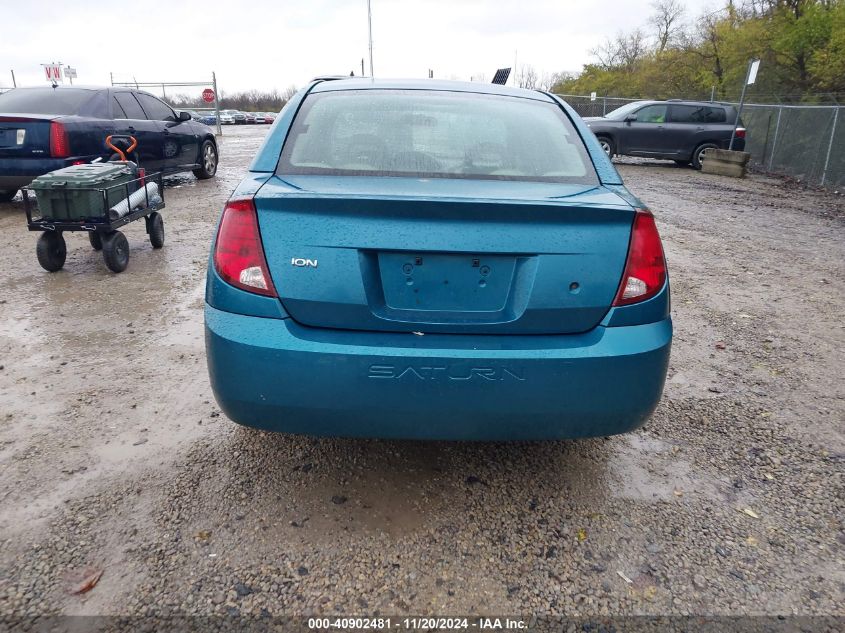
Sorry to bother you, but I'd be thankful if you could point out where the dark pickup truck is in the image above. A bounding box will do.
[583,100,745,169]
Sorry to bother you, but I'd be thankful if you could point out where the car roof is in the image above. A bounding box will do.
[7,85,102,92]
[656,99,733,108]
[310,78,556,102]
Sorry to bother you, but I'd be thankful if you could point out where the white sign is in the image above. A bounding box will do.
[590,91,597,102]
[64,67,77,79]
[42,63,63,83]
[747,59,761,85]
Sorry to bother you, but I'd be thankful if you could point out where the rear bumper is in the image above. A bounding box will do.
[0,174,41,190]
[205,305,672,440]
[0,157,96,190]
[727,138,746,152]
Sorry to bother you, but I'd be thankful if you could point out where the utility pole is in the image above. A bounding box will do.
[367,0,374,78]
[212,71,222,137]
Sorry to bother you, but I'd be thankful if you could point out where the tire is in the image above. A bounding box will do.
[88,231,103,251]
[102,231,129,273]
[36,231,66,272]
[147,212,165,248]
[596,136,615,158]
[0,189,18,202]
[193,140,218,180]
[692,143,719,170]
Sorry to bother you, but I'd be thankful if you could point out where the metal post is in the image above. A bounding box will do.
[110,72,113,86]
[821,106,839,186]
[162,83,166,99]
[710,85,715,102]
[603,95,607,116]
[361,58,365,77]
[768,105,783,171]
[11,70,16,87]
[730,60,753,150]
[212,72,222,137]
[367,0,374,78]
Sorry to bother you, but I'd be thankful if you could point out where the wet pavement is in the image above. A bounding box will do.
[0,125,843,618]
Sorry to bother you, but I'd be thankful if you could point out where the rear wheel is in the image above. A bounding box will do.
[193,140,218,179]
[596,136,615,158]
[0,189,18,202]
[692,143,719,170]
[88,231,103,251]
[36,231,67,272]
[147,212,165,248]
[102,230,129,273]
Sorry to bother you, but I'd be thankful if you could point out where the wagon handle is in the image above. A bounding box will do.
[105,135,138,161]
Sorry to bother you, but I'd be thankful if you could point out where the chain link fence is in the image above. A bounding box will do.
[555,94,641,118]
[556,94,844,189]
[739,104,842,188]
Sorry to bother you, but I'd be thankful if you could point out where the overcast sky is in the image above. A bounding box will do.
[2,0,709,96]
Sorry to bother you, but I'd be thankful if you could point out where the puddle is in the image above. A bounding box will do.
[610,431,754,506]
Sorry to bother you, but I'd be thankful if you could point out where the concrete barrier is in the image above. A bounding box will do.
[702,149,752,178]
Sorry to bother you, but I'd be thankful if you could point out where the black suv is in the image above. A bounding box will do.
[583,100,745,169]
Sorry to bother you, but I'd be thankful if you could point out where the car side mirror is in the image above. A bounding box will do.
[178,111,192,122]
[624,115,636,123]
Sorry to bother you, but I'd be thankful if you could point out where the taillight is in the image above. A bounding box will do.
[49,121,70,158]
[735,127,746,139]
[213,198,277,297]
[613,210,667,306]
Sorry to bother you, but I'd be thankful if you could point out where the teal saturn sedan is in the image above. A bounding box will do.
[205,78,672,440]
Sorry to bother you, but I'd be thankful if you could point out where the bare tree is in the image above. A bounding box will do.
[650,0,686,53]
[167,86,299,112]
[539,71,575,92]
[591,29,649,70]
[683,10,726,89]
[517,64,539,89]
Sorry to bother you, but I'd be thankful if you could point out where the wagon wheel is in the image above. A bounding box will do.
[101,230,129,273]
[88,231,103,251]
[36,231,67,272]
[147,212,165,249]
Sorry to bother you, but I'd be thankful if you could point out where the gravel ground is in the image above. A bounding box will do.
[0,126,843,620]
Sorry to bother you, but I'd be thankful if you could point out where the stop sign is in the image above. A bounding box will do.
[202,88,215,103]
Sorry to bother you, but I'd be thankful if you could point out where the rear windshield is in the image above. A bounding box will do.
[0,88,100,115]
[278,90,597,184]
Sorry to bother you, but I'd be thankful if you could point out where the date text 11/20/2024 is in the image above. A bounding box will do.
[307,617,528,630]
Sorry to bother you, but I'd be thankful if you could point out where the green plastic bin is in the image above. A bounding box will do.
[30,163,137,221]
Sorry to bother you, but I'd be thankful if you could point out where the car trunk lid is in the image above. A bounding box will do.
[0,114,59,158]
[254,175,634,335]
